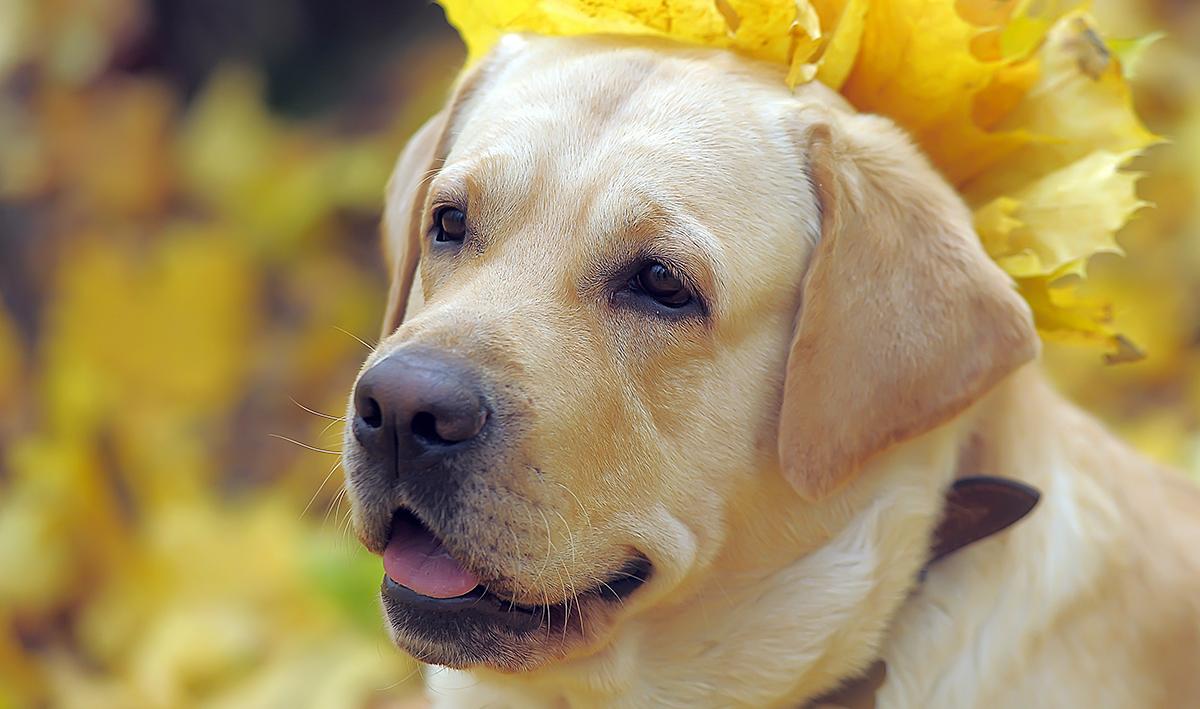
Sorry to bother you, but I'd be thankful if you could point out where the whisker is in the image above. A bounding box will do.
[318,416,344,438]
[507,526,525,613]
[608,571,648,583]
[468,584,491,611]
[338,502,356,539]
[556,552,587,641]
[323,485,349,530]
[289,396,341,421]
[555,560,572,644]
[537,508,559,577]
[597,581,627,609]
[525,509,549,586]
[416,165,443,190]
[574,579,588,638]
[269,433,342,456]
[335,325,376,351]
[553,481,592,528]
[543,583,553,642]
[301,459,343,518]
[289,371,350,449]
[553,510,577,567]
[375,660,424,692]
[536,508,562,642]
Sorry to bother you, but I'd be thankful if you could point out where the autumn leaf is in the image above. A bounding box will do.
[436,1,1158,361]
[978,150,1147,278]
[0,5,416,704]
[441,0,826,78]
[963,17,1160,199]
[809,0,867,89]
[841,0,1035,184]
[1016,275,1144,361]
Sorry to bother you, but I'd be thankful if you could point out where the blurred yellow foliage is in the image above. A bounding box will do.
[0,0,1197,707]
[0,0,452,704]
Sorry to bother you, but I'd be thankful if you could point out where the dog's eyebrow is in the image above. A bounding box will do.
[427,179,468,210]
[597,193,725,314]
[428,151,536,247]
[631,198,722,254]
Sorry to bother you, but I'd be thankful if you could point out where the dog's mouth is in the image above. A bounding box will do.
[380,508,651,630]
[382,509,485,600]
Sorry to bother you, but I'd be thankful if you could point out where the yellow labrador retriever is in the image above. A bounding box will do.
[342,34,1200,708]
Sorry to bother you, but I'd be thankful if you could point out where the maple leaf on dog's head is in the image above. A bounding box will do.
[436,0,1159,362]
[441,0,830,82]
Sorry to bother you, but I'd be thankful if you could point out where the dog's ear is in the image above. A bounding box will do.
[779,115,1040,501]
[380,110,449,337]
[380,37,528,337]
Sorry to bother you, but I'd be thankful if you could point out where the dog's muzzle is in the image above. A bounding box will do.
[348,347,493,594]
[344,345,652,668]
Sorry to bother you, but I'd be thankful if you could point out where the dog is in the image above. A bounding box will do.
[341,34,1200,708]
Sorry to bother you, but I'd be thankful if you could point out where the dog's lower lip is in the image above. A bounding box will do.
[383,576,543,614]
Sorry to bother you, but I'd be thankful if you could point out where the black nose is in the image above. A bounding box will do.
[352,350,488,465]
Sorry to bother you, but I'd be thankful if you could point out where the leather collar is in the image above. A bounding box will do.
[807,476,1041,709]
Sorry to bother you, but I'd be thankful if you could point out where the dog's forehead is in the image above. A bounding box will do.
[456,43,786,172]
[441,38,821,266]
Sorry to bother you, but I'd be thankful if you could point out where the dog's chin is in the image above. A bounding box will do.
[376,509,653,672]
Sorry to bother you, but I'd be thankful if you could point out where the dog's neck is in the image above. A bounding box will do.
[807,475,1039,708]
[871,366,1152,707]
[425,367,1080,708]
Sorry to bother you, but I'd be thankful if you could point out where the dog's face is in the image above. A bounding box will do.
[343,36,1037,673]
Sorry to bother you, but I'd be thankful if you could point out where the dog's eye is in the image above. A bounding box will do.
[434,207,467,243]
[631,262,692,308]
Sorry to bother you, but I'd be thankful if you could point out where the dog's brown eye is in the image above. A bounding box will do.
[633,262,692,308]
[434,208,467,243]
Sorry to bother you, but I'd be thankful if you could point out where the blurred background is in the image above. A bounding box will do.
[0,0,1196,707]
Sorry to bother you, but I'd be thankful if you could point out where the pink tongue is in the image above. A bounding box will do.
[383,513,481,599]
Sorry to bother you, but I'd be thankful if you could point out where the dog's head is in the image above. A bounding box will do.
[342,35,1038,673]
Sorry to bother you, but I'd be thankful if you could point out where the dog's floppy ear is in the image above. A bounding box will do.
[380,110,449,337]
[380,37,528,337]
[779,115,1040,501]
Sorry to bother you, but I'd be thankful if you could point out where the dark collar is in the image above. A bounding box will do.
[807,476,1040,709]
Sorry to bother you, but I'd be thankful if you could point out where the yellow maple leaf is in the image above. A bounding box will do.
[1017,276,1144,362]
[435,1,1158,360]
[841,0,1036,184]
[809,0,867,89]
[1004,0,1079,60]
[441,0,825,77]
[974,195,1024,263]
[978,150,1147,278]
[964,16,1160,200]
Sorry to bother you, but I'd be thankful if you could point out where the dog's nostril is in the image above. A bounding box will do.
[411,411,445,444]
[360,396,383,429]
[353,352,488,458]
